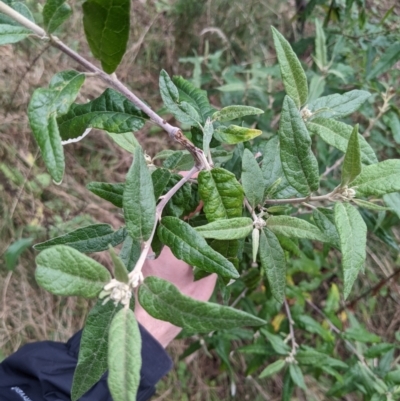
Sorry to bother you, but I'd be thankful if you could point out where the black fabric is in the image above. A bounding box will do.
[0,325,172,401]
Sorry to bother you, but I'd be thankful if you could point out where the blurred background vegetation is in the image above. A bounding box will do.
[1,0,400,399]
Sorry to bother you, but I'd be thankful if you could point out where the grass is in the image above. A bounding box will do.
[1,1,400,400]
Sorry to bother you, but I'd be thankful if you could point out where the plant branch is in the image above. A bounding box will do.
[129,167,199,279]
[0,1,210,170]
[284,299,298,360]
[263,187,340,206]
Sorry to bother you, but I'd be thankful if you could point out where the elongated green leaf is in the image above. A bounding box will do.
[109,246,129,283]
[124,147,156,241]
[289,364,307,390]
[82,0,130,73]
[57,88,147,142]
[162,173,193,218]
[260,136,300,199]
[71,300,122,401]
[307,90,371,119]
[367,43,400,80]
[0,24,31,45]
[158,217,239,278]
[34,224,126,253]
[214,125,262,144]
[198,168,244,222]
[203,117,214,156]
[106,131,140,154]
[261,329,291,355]
[151,168,171,199]
[259,228,286,304]
[334,202,367,299]
[119,235,141,272]
[138,276,266,332]
[296,346,348,368]
[307,118,378,165]
[86,182,125,208]
[172,75,215,121]
[259,359,286,378]
[212,105,264,122]
[383,192,400,219]
[35,245,111,297]
[0,2,34,26]
[163,151,194,171]
[351,160,400,197]
[314,19,327,69]
[271,26,308,107]
[267,215,328,242]
[28,71,85,183]
[4,238,33,271]
[108,308,141,401]
[352,199,390,212]
[43,0,72,33]
[241,148,265,208]
[341,125,361,186]
[195,217,253,240]
[159,70,201,125]
[312,208,340,248]
[279,96,319,196]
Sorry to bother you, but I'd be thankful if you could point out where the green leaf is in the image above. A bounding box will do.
[351,160,400,197]
[43,0,72,33]
[307,118,378,165]
[195,217,253,240]
[158,217,239,279]
[57,88,147,143]
[341,125,361,186]
[334,202,367,299]
[34,224,126,253]
[267,215,328,242]
[307,90,371,120]
[352,199,390,212]
[384,192,400,218]
[106,132,140,154]
[289,364,307,390]
[279,96,319,196]
[364,343,395,359]
[367,42,400,80]
[259,359,286,379]
[123,147,156,242]
[86,182,125,208]
[138,276,266,332]
[198,168,244,222]
[241,148,265,208]
[109,246,129,284]
[71,300,122,401]
[159,70,201,125]
[28,71,85,183]
[314,19,327,69]
[172,75,215,122]
[312,208,340,248]
[119,235,141,272]
[212,106,264,122]
[82,0,130,74]
[259,228,286,304]
[0,24,31,45]
[214,125,262,144]
[4,238,33,271]
[261,329,290,355]
[202,117,214,156]
[151,168,171,200]
[108,308,141,401]
[271,26,308,108]
[163,151,194,171]
[260,136,300,199]
[162,174,193,218]
[296,346,348,368]
[35,245,111,297]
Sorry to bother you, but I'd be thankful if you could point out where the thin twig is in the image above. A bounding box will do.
[284,299,298,359]
[263,187,340,206]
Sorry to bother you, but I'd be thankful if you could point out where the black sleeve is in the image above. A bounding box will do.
[0,325,172,401]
